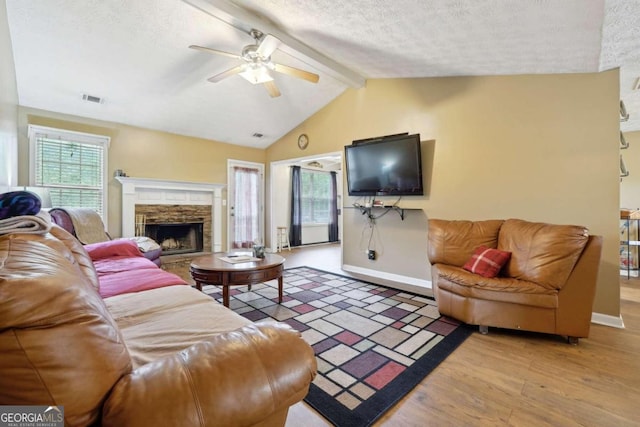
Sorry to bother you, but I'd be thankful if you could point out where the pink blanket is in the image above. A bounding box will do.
[93,256,158,275]
[85,238,188,298]
[85,239,142,260]
[99,268,188,298]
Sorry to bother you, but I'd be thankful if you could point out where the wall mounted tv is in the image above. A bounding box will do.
[345,133,423,196]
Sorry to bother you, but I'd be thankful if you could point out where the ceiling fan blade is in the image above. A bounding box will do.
[256,34,280,58]
[273,63,319,83]
[207,65,244,83]
[189,45,241,60]
[263,80,281,98]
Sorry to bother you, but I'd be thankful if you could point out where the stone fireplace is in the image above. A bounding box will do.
[144,221,204,255]
[116,177,225,253]
[135,204,210,255]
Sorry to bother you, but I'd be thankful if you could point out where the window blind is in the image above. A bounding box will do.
[29,125,109,218]
[301,169,331,224]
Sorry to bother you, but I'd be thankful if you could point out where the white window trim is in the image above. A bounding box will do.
[28,125,110,223]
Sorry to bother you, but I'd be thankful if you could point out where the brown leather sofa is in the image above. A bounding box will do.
[0,225,317,426]
[427,218,603,343]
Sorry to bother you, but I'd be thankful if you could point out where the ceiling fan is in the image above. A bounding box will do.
[189,29,320,98]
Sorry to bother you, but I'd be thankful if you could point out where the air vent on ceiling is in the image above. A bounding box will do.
[82,94,104,104]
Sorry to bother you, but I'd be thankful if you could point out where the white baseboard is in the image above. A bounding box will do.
[341,264,432,296]
[591,312,625,329]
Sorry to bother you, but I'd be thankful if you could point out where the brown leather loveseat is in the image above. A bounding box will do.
[427,218,602,343]
[0,225,317,426]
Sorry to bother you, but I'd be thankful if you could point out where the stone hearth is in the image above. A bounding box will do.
[116,177,225,252]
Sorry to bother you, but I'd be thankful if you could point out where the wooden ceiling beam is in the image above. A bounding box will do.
[182,0,366,88]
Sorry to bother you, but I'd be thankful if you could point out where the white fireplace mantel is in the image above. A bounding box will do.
[116,177,226,252]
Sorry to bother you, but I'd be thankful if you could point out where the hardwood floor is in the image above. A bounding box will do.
[283,244,640,427]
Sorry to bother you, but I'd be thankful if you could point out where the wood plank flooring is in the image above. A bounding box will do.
[282,245,640,427]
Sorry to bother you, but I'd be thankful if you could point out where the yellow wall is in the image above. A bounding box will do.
[267,72,621,318]
[17,107,266,241]
[12,71,622,318]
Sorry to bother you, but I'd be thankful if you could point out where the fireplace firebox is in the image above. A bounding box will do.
[145,222,204,255]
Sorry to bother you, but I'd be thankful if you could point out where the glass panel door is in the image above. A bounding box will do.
[228,161,264,249]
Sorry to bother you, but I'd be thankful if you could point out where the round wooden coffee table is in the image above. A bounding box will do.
[189,253,285,307]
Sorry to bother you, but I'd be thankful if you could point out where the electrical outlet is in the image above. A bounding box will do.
[368,250,376,260]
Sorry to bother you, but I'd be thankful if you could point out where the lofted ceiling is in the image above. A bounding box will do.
[5,0,640,149]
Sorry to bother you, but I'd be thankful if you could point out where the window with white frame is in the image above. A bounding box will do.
[28,125,109,218]
[301,169,331,224]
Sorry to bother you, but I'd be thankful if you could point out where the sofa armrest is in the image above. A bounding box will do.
[101,322,317,427]
[556,235,603,337]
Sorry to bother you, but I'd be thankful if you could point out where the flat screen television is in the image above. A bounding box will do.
[345,133,423,196]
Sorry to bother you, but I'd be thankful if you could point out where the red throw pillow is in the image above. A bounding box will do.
[84,239,142,261]
[463,246,511,278]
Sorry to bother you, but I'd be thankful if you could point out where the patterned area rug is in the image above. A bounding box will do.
[202,267,473,427]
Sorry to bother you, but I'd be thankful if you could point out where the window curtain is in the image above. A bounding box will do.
[328,171,339,242]
[290,166,302,247]
[232,166,260,249]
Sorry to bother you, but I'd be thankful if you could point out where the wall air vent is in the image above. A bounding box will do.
[82,94,104,104]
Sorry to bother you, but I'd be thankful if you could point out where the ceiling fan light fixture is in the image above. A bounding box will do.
[239,64,273,84]
[190,31,317,96]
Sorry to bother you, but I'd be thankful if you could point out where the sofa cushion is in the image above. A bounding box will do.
[93,255,159,275]
[85,239,186,298]
[437,264,558,308]
[498,219,589,290]
[0,236,131,426]
[101,322,316,427]
[463,245,511,278]
[105,286,252,368]
[428,219,504,266]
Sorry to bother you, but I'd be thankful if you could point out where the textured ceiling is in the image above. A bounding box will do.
[5,0,640,149]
